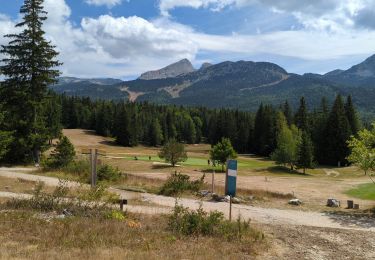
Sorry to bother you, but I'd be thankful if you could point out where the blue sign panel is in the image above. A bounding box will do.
[226,160,237,197]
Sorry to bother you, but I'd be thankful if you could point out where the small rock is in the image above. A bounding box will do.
[326,198,340,207]
[62,209,73,216]
[288,199,302,206]
[56,214,65,219]
[232,197,242,204]
[198,190,211,197]
[224,195,231,202]
[212,193,226,202]
[248,195,255,201]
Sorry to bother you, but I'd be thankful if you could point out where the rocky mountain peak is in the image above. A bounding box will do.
[200,62,213,70]
[139,59,195,80]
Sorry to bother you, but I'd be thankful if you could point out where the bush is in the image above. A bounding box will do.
[3,180,120,218]
[62,159,90,178]
[97,164,122,182]
[159,172,205,196]
[44,136,76,169]
[168,203,260,241]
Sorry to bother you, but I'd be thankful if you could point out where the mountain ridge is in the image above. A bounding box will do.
[51,55,375,114]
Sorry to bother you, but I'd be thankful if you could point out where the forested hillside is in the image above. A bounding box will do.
[57,93,360,166]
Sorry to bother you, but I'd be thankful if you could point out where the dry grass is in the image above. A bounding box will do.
[0,210,266,259]
[115,174,165,194]
[0,176,54,194]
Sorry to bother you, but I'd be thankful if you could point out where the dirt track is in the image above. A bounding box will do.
[1,167,374,233]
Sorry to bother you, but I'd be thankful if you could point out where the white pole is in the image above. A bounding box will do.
[91,149,98,187]
[212,169,215,194]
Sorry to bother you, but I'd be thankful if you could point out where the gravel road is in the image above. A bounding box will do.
[1,167,374,232]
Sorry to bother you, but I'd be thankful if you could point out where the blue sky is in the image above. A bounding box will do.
[1,0,375,79]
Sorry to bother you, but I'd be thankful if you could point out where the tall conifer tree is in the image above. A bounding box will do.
[323,95,351,165]
[295,97,309,131]
[282,100,293,126]
[297,131,314,174]
[345,95,360,135]
[0,0,61,163]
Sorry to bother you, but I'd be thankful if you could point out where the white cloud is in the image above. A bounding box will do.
[2,0,375,79]
[159,0,375,32]
[85,0,122,8]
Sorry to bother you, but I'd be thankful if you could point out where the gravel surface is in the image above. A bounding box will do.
[1,167,374,233]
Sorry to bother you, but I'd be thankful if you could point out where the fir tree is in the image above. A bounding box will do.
[113,104,131,146]
[283,100,293,126]
[345,95,360,136]
[323,95,352,166]
[295,97,309,131]
[48,135,75,168]
[149,118,164,146]
[0,107,14,161]
[297,131,314,174]
[0,0,61,163]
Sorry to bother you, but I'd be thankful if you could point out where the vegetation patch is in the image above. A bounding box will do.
[2,181,120,218]
[346,183,375,200]
[169,203,264,242]
[159,172,205,196]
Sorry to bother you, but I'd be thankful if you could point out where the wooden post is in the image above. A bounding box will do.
[347,200,354,209]
[119,199,128,211]
[211,169,215,194]
[229,195,232,221]
[91,149,98,188]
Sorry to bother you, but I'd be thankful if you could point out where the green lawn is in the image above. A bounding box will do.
[346,183,375,200]
[113,155,273,170]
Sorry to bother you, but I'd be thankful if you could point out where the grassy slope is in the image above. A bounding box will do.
[346,183,375,200]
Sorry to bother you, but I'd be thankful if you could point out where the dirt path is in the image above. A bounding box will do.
[1,167,374,233]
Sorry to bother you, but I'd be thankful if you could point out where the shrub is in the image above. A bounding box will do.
[62,159,90,177]
[168,203,260,241]
[3,180,120,218]
[159,172,205,196]
[97,164,122,182]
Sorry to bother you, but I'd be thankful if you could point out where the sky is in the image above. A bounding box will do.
[1,0,375,80]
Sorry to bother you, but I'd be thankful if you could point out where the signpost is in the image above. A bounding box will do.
[82,148,107,188]
[225,160,237,221]
[225,160,237,197]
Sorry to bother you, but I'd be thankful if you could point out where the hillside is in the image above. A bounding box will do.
[50,56,375,113]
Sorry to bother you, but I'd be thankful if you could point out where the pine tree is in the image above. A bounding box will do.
[295,97,309,131]
[312,97,330,164]
[193,116,203,143]
[44,96,62,144]
[48,135,75,168]
[149,118,164,146]
[297,131,314,174]
[323,95,352,166]
[283,100,293,126]
[113,104,132,146]
[345,95,360,136]
[0,0,61,163]
[0,107,14,161]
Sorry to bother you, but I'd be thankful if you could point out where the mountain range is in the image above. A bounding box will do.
[53,55,375,114]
